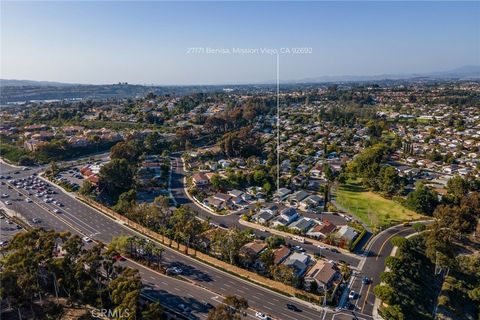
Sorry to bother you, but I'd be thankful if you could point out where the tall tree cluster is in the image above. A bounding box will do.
[0,229,163,320]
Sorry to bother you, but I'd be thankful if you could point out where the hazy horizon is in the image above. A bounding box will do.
[2,1,479,85]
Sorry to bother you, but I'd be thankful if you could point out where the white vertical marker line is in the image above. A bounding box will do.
[276,53,280,195]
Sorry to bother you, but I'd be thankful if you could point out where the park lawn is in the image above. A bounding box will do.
[336,180,425,229]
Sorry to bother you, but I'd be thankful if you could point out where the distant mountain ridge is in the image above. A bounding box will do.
[0,79,81,87]
[290,65,480,84]
[2,65,479,88]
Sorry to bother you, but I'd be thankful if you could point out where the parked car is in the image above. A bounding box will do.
[362,277,370,285]
[348,291,357,299]
[32,218,41,223]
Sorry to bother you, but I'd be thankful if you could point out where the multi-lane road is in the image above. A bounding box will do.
[0,159,425,320]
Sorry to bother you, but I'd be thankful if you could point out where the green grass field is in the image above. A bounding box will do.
[335,180,425,229]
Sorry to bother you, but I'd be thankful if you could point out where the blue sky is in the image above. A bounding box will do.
[1,1,479,85]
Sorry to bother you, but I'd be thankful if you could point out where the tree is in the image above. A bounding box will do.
[378,166,402,197]
[405,183,438,215]
[141,302,163,320]
[152,247,164,270]
[113,189,137,214]
[107,235,129,254]
[98,158,134,199]
[108,268,142,320]
[446,175,469,204]
[259,249,275,274]
[207,296,248,320]
[412,222,426,233]
[79,180,94,195]
[169,206,204,253]
[271,264,297,286]
[265,235,285,249]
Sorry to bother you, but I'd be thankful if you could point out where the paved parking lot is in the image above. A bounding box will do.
[56,167,84,189]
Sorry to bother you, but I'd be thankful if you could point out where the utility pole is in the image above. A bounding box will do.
[276,54,280,196]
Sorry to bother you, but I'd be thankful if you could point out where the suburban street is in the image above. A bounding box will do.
[0,162,334,320]
[0,159,425,320]
[170,155,362,267]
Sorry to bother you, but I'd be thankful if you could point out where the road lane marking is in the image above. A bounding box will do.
[375,229,405,261]
[361,283,372,312]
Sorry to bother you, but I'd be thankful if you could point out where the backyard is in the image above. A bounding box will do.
[335,179,425,229]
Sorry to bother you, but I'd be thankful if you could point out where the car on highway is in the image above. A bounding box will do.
[255,311,270,320]
[82,236,93,243]
[113,255,126,261]
[348,290,357,299]
[167,266,183,275]
[32,218,41,223]
[204,302,214,310]
[178,304,191,313]
[286,304,301,312]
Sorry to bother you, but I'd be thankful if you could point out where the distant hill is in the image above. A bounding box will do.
[289,65,480,83]
[0,79,81,87]
[1,65,479,103]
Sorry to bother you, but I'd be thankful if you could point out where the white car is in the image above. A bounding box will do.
[348,291,356,299]
[25,198,32,203]
[32,218,41,223]
[82,236,93,243]
[316,245,327,250]
[53,209,61,214]
[1,194,9,198]
[5,201,12,205]
[255,312,269,320]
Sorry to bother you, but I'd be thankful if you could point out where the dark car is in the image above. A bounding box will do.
[204,302,214,310]
[219,223,227,228]
[362,276,370,285]
[330,248,340,253]
[286,304,301,312]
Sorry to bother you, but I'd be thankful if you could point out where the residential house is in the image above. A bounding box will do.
[299,194,323,212]
[288,190,310,206]
[274,187,292,201]
[239,240,267,267]
[283,252,310,277]
[304,260,339,290]
[279,207,299,224]
[192,172,209,186]
[336,225,358,243]
[273,245,291,265]
[289,218,316,234]
[252,211,274,224]
[306,220,337,239]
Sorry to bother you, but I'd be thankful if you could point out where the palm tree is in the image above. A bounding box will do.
[126,236,136,257]
[152,247,164,270]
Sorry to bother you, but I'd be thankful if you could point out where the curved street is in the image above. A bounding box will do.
[1,159,427,320]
